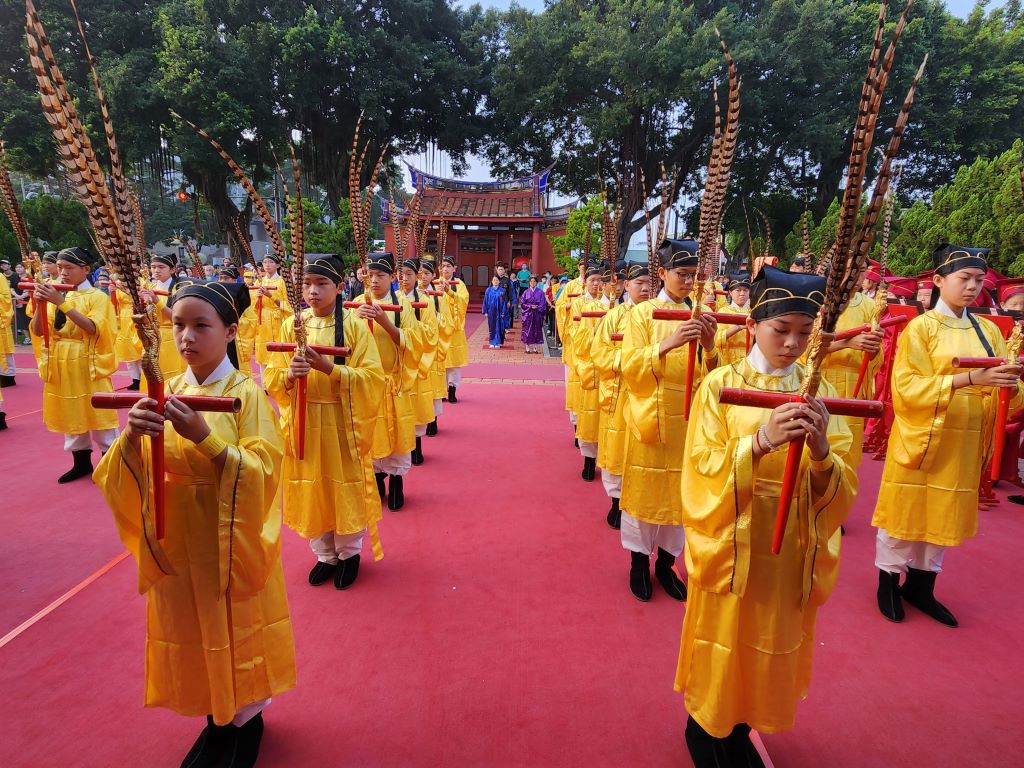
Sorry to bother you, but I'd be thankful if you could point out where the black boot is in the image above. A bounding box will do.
[375,472,387,500]
[0,374,16,387]
[902,567,958,627]
[447,384,458,403]
[581,456,596,482]
[655,548,687,601]
[606,497,621,529]
[223,712,264,768]
[574,437,579,448]
[724,722,765,768]
[58,449,93,484]
[426,419,438,437]
[684,715,733,768]
[387,474,405,511]
[127,378,141,392]
[411,437,424,465]
[179,715,232,768]
[629,550,652,602]
[876,569,904,623]
[308,561,338,586]
[334,554,361,590]
[0,412,7,431]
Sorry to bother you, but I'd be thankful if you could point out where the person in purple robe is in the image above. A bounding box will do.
[482,275,508,348]
[519,275,546,353]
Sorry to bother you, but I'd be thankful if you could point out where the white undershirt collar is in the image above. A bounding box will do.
[77,279,91,290]
[186,355,234,386]
[747,343,795,376]
[935,298,964,319]
[657,288,689,305]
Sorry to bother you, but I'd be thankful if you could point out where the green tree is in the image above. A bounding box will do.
[548,196,605,272]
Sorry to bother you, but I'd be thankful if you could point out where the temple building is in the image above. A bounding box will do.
[383,163,574,301]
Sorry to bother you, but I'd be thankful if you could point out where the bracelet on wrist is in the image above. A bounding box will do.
[967,370,974,385]
[758,424,780,453]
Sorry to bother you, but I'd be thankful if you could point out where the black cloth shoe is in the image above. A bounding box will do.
[606,497,621,529]
[387,474,405,511]
[426,419,438,437]
[308,561,337,586]
[447,385,458,403]
[655,548,687,601]
[0,412,7,431]
[375,472,387,500]
[629,550,653,602]
[58,449,93,484]
[573,437,579,448]
[334,554,361,590]
[180,715,232,768]
[0,374,16,388]
[223,712,264,768]
[724,722,765,768]
[411,437,424,465]
[902,567,958,627]
[876,569,904,622]
[581,456,596,482]
[685,715,733,768]
[127,378,141,391]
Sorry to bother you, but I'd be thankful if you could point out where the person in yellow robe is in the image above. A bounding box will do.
[140,253,187,387]
[440,254,469,403]
[676,265,857,765]
[713,272,751,366]
[352,252,423,510]
[873,244,1024,627]
[570,259,607,481]
[0,264,15,386]
[220,267,256,377]
[620,239,718,602]
[265,255,385,590]
[818,286,884,468]
[94,280,294,767]
[398,256,437,466]
[253,253,291,380]
[592,261,651,529]
[556,267,585,428]
[30,247,119,483]
[109,277,143,391]
[421,256,453,433]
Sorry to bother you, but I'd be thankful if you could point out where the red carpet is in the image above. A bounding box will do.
[0,353,1022,766]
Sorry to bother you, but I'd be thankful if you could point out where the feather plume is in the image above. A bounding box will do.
[0,141,31,260]
[347,112,388,294]
[232,214,257,270]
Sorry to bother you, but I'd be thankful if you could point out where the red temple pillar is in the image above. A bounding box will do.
[531,224,541,273]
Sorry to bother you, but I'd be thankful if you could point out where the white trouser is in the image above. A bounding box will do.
[433,398,444,417]
[601,470,622,499]
[620,511,685,557]
[446,368,462,387]
[310,530,364,563]
[579,440,598,459]
[64,429,119,452]
[875,528,946,574]
[373,452,412,477]
[415,424,427,437]
[233,698,269,727]
[124,359,141,379]
[569,410,577,426]
[2,353,14,376]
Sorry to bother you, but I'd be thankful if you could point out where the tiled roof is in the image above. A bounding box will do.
[418,190,541,219]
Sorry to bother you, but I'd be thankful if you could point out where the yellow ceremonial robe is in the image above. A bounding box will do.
[620,296,714,524]
[354,291,422,457]
[254,274,291,366]
[93,369,296,725]
[557,277,583,413]
[592,300,634,476]
[0,273,13,362]
[872,310,1024,546]
[443,280,470,370]
[235,305,257,376]
[675,358,857,737]
[407,289,439,426]
[571,293,606,444]
[39,285,119,434]
[819,291,883,467]
[112,288,142,364]
[143,278,187,386]
[713,303,750,366]
[429,290,455,400]
[266,309,384,539]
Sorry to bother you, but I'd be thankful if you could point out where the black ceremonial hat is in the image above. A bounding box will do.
[657,239,699,269]
[749,265,825,321]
